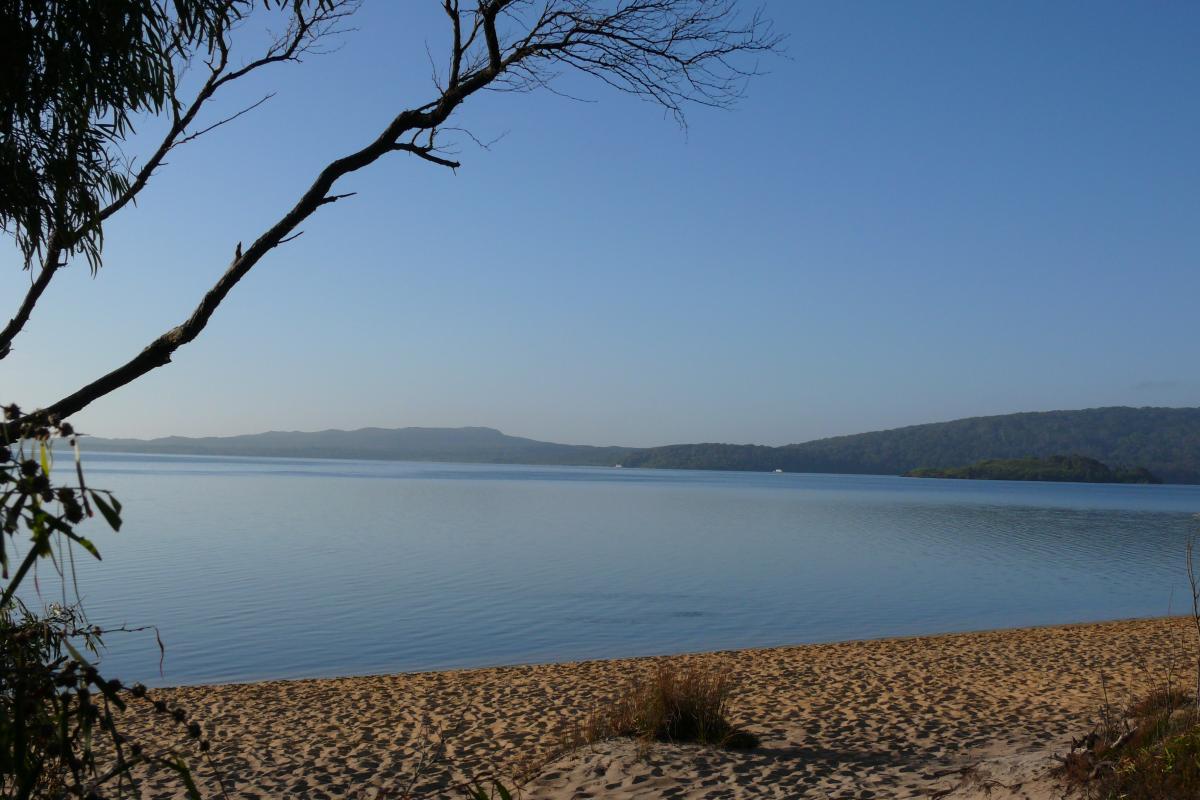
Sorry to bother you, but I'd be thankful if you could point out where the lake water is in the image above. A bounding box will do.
[19,452,1200,686]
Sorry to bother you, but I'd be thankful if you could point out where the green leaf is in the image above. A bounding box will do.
[90,492,122,531]
[164,757,202,800]
[71,534,101,560]
[463,781,511,800]
[38,513,102,559]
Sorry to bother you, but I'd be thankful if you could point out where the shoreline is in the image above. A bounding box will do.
[120,615,1198,798]
[80,448,1200,487]
[148,613,1186,690]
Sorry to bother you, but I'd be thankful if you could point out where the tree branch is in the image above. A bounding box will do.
[173,93,276,147]
[0,240,62,360]
[480,0,508,72]
[390,143,462,169]
[445,0,463,89]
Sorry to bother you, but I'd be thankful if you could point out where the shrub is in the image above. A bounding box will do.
[1062,683,1200,799]
[0,413,217,798]
[578,664,759,750]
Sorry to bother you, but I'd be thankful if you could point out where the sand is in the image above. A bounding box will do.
[117,616,1199,799]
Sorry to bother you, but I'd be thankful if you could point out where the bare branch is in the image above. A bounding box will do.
[441,126,509,151]
[174,93,276,147]
[496,0,783,123]
[480,0,510,72]
[446,0,464,88]
[1187,533,1200,708]
[318,192,358,206]
[390,144,462,170]
[0,241,63,360]
[100,0,358,225]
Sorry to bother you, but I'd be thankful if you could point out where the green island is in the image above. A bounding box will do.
[904,455,1161,484]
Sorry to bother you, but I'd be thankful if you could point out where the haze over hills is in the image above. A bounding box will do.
[84,426,629,467]
[82,406,1200,484]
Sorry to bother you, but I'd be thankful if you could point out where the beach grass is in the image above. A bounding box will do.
[1064,682,1200,799]
[571,663,759,750]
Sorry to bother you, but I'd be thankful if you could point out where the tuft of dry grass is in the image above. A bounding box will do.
[570,664,759,751]
[1127,685,1192,720]
[1062,682,1200,799]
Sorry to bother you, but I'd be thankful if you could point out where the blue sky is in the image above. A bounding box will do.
[2,1,1198,446]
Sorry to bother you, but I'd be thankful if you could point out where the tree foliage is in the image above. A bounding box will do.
[0,0,241,272]
[904,454,1161,484]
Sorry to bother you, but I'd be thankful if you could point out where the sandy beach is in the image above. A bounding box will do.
[119,616,1198,799]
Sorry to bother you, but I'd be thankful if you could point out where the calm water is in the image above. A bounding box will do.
[19,453,1200,686]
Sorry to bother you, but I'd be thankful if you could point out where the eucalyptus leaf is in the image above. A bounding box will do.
[90,492,122,531]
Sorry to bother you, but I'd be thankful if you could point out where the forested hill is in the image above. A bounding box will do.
[620,407,1200,484]
[83,407,1200,484]
[904,455,1161,484]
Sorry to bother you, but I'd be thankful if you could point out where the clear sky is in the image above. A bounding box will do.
[2,1,1198,447]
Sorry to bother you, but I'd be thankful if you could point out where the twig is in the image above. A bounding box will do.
[1187,534,1200,708]
[175,93,276,146]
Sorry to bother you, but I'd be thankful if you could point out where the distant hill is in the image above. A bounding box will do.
[904,455,1161,484]
[82,406,1200,484]
[622,407,1200,484]
[84,426,629,467]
